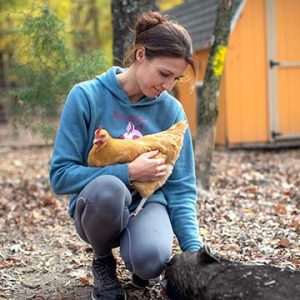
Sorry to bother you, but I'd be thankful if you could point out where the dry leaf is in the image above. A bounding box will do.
[288,258,300,265]
[79,274,93,286]
[43,195,56,206]
[244,187,257,194]
[277,239,290,248]
[275,203,287,215]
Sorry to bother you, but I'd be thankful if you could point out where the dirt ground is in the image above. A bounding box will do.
[0,126,299,299]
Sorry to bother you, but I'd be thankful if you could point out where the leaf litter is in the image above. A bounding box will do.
[0,146,299,299]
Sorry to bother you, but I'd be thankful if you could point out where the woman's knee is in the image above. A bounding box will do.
[129,245,171,280]
[80,175,130,217]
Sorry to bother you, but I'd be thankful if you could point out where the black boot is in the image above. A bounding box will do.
[92,253,126,300]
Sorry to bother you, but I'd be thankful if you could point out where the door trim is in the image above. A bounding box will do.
[265,0,278,141]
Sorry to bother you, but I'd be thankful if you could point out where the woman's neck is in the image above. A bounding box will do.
[117,66,144,103]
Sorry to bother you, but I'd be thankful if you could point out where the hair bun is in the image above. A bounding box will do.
[135,11,167,36]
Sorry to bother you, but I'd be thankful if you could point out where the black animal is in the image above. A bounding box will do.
[165,246,300,300]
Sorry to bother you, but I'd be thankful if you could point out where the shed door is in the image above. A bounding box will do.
[266,0,300,140]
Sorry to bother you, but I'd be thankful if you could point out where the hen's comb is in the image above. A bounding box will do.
[95,126,102,136]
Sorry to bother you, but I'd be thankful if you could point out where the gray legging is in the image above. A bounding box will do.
[74,175,174,280]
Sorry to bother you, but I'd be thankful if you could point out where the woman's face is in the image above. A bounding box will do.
[135,48,188,98]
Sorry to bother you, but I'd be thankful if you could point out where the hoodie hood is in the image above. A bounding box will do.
[96,66,168,107]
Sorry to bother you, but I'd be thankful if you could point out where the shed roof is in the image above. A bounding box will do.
[166,0,246,51]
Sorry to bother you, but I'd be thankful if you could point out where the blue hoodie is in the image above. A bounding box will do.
[50,66,203,251]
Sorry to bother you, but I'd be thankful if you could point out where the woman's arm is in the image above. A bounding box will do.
[162,110,203,251]
[49,85,131,195]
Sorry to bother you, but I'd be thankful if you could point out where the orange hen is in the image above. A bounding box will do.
[87,121,187,198]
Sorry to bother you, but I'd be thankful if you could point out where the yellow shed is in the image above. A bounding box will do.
[168,0,300,148]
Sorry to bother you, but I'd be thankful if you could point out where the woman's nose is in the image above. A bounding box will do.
[161,80,176,92]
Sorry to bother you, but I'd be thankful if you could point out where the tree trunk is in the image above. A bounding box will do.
[195,0,233,190]
[71,0,101,52]
[88,0,101,49]
[0,52,5,87]
[0,52,8,124]
[111,0,158,66]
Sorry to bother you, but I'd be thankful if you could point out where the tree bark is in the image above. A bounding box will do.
[71,0,101,52]
[111,0,158,66]
[0,52,8,124]
[195,0,233,190]
[0,52,5,87]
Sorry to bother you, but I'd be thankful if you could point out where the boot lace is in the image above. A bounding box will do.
[93,255,119,287]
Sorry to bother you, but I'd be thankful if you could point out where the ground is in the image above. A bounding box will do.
[0,128,299,299]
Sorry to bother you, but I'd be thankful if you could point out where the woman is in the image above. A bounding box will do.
[50,11,203,300]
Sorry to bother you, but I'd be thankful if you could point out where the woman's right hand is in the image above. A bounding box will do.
[128,150,167,182]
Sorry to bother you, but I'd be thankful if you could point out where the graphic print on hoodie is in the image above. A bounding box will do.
[119,122,143,140]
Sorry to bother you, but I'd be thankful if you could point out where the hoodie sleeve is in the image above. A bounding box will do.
[49,84,131,196]
[162,109,204,252]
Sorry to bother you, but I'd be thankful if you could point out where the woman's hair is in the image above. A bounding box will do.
[123,11,196,75]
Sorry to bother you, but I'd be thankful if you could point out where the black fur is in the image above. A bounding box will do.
[165,246,300,300]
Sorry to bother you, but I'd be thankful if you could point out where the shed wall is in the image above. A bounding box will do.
[225,0,269,144]
[176,0,270,145]
[275,0,300,136]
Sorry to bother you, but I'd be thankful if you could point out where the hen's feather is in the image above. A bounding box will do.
[87,121,187,197]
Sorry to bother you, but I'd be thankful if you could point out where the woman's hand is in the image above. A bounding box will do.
[128,150,167,182]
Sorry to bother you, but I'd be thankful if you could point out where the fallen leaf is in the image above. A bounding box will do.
[79,274,93,286]
[288,258,300,266]
[244,187,257,194]
[275,203,287,215]
[277,239,290,248]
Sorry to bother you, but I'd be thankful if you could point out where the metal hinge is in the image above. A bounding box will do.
[269,59,280,68]
[271,131,282,139]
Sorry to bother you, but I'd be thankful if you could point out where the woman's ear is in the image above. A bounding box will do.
[136,47,145,62]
